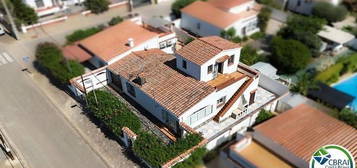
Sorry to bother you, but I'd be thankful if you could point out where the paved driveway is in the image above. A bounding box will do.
[0,51,107,168]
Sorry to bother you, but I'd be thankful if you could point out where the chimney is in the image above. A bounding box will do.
[128,38,134,47]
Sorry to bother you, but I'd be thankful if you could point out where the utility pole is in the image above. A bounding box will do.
[1,0,19,40]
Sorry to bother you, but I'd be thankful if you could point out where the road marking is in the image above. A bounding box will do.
[0,54,7,65]
[2,52,13,63]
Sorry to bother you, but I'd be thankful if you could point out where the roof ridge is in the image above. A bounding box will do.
[198,37,224,51]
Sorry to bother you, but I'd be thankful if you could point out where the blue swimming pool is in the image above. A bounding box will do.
[333,74,357,111]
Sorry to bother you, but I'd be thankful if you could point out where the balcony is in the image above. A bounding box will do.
[194,86,276,141]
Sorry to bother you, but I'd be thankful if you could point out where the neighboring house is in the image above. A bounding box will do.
[23,0,67,17]
[180,0,261,37]
[63,20,177,68]
[317,25,355,52]
[70,36,289,149]
[220,104,357,168]
[286,0,341,15]
[251,62,279,80]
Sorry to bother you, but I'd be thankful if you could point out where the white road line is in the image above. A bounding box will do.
[0,54,7,65]
[2,52,13,63]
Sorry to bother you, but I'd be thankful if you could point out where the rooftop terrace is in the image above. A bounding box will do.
[195,86,276,140]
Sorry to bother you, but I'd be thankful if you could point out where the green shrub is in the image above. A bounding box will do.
[35,42,84,84]
[108,16,124,26]
[250,32,265,40]
[133,132,203,167]
[257,7,272,32]
[171,0,197,18]
[84,0,110,14]
[315,53,357,84]
[255,109,274,124]
[338,108,357,128]
[240,45,265,65]
[10,0,38,24]
[66,27,103,44]
[173,148,207,168]
[87,90,141,135]
[312,2,348,23]
[270,36,311,74]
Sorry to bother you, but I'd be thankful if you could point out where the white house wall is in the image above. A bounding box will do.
[23,0,54,9]
[227,16,259,37]
[200,48,241,82]
[181,13,223,37]
[175,54,202,80]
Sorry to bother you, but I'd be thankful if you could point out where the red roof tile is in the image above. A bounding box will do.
[255,104,357,163]
[108,49,215,116]
[79,21,160,62]
[181,1,259,29]
[208,0,252,10]
[176,36,240,65]
[62,44,92,62]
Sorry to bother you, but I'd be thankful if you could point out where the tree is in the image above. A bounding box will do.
[10,0,38,25]
[312,2,348,23]
[240,45,265,65]
[108,16,123,26]
[279,15,325,57]
[35,42,84,84]
[257,7,272,32]
[84,0,109,14]
[220,27,237,41]
[291,73,317,96]
[255,109,274,124]
[270,37,311,74]
[338,108,357,128]
[171,0,196,18]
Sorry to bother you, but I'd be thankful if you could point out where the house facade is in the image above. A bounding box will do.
[180,0,261,37]
[22,0,68,17]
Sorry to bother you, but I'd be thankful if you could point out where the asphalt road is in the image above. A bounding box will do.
[0,51,107,168]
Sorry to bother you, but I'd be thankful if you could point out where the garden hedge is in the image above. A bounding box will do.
[35,42,84,84]
[87,90,141,135]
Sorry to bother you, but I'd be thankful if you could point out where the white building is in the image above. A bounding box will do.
[70,36,289,150]
[286,0,341,15]
[180,0,261,37]
[22,0,68,17]
[63,20,177,68]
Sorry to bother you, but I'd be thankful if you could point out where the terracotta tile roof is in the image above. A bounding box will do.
[62,44,92,62]
[79,21,160,62]
[255,104,357,163]
[208,0,252,10]
[176,36,240,65]
[181,1,259,29]
[108,49,215,116]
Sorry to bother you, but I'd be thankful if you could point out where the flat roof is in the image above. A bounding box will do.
[318,25,355,44]
[235,141,292,168]
[79,21,161,62]
[108,49,215,116]
[255,104,357,163]
[181,1,259,29]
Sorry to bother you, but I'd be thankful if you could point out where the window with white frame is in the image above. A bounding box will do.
[159,42,166,49]
[184,106,212,125]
